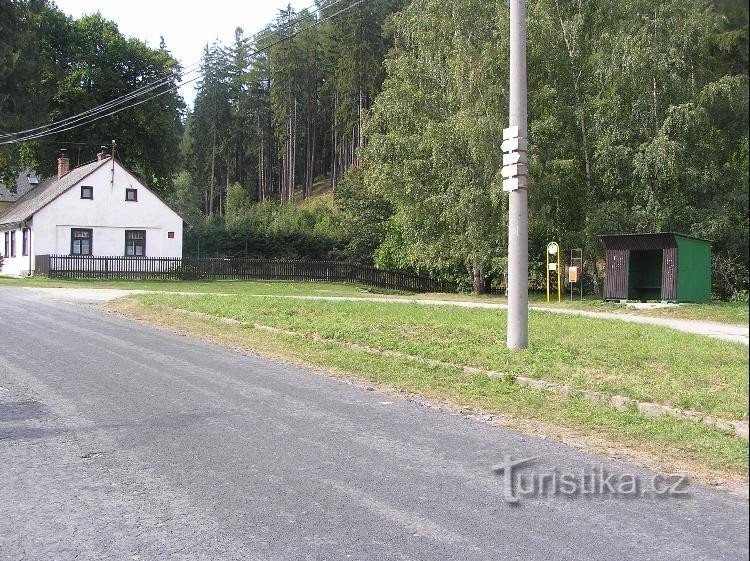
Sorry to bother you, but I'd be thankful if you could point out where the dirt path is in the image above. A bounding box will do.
[19,287,749,345]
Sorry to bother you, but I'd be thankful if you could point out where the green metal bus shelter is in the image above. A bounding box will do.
[601,233,712,302]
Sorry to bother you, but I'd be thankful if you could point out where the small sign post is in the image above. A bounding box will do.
[505,0,528,350]
[546,241,562,303]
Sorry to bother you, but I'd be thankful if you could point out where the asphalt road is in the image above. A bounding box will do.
[0,287,747,561]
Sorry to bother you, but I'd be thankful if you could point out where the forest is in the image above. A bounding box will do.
[1,0,748,297]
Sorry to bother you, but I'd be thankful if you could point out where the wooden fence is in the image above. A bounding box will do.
[35,255,457,293]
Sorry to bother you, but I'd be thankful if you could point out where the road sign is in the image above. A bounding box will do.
[501,164,528,178]
[501,137,528,153]
[503,152,528,166]
[503,125,520,140]
[503,176,528,192]
[546,241,562,303]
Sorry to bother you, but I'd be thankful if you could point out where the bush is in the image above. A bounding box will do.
[713,254,750,302]
[184,203,348,261]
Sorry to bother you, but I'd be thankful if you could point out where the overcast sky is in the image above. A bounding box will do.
[54,0,312,106]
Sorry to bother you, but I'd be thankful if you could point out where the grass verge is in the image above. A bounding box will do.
[108,295,748,483]
[0,276,408,297]
[3,276,746,325]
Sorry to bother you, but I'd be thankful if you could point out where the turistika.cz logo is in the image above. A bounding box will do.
[492,456,689,504]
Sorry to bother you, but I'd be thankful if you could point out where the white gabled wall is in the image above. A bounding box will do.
[32,160,183,262]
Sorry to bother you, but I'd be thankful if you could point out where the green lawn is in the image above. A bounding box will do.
[525,293,749,326]
[2,275,747,325]
[112,295,749,478]
[0,276,408,297]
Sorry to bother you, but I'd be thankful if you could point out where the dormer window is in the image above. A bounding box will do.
[125,188,138,202]
[81,185,93,199]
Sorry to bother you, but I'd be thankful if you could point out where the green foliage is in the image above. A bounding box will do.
[334,168,392,264]
[3,0,746,298]
[363,0,508,290]
[362,0,749,297]
[167,170,203,224]
[183,202,347,260]
[0,1,184,190]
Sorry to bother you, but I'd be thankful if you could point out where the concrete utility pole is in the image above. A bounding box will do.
[506,0,529,349]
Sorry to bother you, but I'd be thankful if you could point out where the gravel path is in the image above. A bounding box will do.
[16,287,749,344]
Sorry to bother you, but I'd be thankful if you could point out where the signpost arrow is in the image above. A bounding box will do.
[501,137,528,153]
[501,164,528,178]
[503,152,528,166]
[503,176,528,192]
[503,125,520,140]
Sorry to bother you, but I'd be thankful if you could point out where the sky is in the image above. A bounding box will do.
[54,0,312,107]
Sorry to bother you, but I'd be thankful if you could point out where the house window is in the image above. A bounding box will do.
[125,230,146,257]
[22,228,29,256]
[81,185,93,199]
[167,231,175,239]
[3,232,8,257]
[125,188,138,202]
[10,230,16,257]
[71,228,92,255]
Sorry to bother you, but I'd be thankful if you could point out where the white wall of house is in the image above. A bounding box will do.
[0,226,32,276]
[0,161,183,277]
[34,163,183,259]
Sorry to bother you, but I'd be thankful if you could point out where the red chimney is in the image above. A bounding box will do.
[57,150,70,179]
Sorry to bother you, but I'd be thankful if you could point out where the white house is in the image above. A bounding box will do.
[0,153,184,277]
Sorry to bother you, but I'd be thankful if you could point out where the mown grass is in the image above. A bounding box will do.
[2,275,747,324]
[526,294,749,326]
[111,297,749,478]
[0,276,408,297]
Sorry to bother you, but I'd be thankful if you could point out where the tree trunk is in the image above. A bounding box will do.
[554,0,592,192]
[209,128,216,216]
[332,93,338,192]
[260,147,265,202]
[470,262,486,295]
[292,97,297,202]
[362,87,364,167]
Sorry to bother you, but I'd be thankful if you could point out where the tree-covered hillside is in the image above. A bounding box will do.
[1,0,747,297]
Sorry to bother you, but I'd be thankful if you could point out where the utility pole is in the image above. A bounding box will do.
[504,0,529,350]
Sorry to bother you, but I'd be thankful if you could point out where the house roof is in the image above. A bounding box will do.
[0,172,41,203]
[0,160,109,228]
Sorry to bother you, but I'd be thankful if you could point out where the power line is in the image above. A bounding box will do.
[246,0,349,45]
[0,0,341,142]
[0,0,353,143]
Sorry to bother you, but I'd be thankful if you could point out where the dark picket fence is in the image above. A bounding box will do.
[35,255,457,293]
